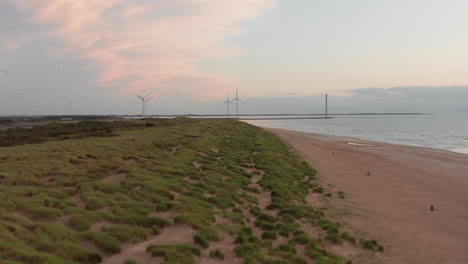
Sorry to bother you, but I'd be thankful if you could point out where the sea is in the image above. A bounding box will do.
[245,114,468,155]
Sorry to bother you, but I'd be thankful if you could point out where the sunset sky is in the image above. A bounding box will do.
[1,0,467,115]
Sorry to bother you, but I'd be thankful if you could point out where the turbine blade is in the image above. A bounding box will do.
[223,99,234,105]
[143,91,153,98]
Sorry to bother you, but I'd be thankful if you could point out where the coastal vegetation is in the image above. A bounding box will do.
[0,118,381,263]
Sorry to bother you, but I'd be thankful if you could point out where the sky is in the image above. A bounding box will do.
[0,0,467,115]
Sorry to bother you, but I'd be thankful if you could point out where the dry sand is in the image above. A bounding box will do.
[268,128,468,264]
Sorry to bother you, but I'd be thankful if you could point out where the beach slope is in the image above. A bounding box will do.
[268,128,468,264]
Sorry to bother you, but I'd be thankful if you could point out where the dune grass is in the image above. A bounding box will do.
[0,118,380,263]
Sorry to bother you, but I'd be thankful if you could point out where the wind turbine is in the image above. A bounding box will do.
[143,95,152,117]
[230,89,244,119]
[325,94,328,119]
[63,98,72,115]
[134,92,152,118]
[223,92,233,118]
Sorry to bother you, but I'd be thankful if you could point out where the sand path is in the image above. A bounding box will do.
[101,225,195,264]
[268,128,468,264]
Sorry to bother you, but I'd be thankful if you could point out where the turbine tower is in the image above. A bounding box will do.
[230,89,244,119]
[143,95,152,117]
[223,92,233,118]
[325,94,328,119]
[134,92,152,118]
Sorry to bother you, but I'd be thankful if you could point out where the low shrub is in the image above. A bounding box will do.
[152,226,161,235]
[257,214,277,223]
[254,220,276,231]
[193,228,220,248]
[63,241,102,264]
[101,226,148,243]
[239,226,253,236]
[68,214,92,231]
[337,191,346,199]
[233,244,261,257]
[290,233,310,245]
[326,233,342,244]
[277,244,296,254]
[84,197,107,211]
[262,231,277,240]
[340,232,356,244]
[26,207,62,221]
[156,202,174,212]
[279,214,296,223]
[146,244,200,264]
[193,233,209,248]
[209,249,224,260]
[84,231,121,254]
[291,256,308,264]
[247,235,261,244]
[313,187,324,193]
[360,239,378,250]
[235,235,247,244]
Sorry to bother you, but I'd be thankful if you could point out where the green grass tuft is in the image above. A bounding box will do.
[68,214,92,231]
[84,231,121,253]
[209,249,224,260]
[262,231,277,240]
[146,244,200,264]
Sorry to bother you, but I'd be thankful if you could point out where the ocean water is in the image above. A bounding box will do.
[245,114,468,155]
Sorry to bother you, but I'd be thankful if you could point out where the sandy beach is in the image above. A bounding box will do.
[268,128,468,264]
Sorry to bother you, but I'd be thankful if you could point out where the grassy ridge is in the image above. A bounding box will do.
[0,118,381,264]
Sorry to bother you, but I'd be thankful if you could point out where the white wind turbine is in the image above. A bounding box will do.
[143,95,152,117]
[230,89,244,119]
[223,92,233,118]
[134,92,152,117]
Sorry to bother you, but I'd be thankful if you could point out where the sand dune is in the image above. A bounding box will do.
[268,128,468,264]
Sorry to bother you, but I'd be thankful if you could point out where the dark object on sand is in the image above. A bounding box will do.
[430,205,435,211]
[367,171,371,176]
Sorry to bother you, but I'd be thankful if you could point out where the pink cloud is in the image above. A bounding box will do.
[121,4,155,18]
[18,0,275,99]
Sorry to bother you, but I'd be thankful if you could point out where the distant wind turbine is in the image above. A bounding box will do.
[325,94,328,119]
[143,95,152,116]
[63,98,72,115]
[223,92,233,118]
[230,89,245,119]
[134,92,152,117]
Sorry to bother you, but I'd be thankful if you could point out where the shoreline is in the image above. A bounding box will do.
[274,126,468,156]
[244,116,468,156]
[267,127,468,264]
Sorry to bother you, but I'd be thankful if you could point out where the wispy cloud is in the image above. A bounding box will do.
[17,0,275,98]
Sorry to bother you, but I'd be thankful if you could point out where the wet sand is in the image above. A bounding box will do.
[268,128,468,264]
